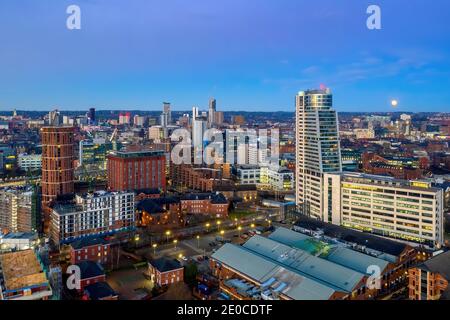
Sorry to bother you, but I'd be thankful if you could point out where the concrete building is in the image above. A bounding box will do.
[50,191,135,244]
[323,172,444,247]
[260,166,294,191]
[295,88,341,219]
[18,153,42,171]
[237,165,261,185]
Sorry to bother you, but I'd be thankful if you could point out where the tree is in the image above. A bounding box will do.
[184,263,198,286]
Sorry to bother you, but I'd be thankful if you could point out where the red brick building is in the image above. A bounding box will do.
[107,150,166,192]
[69,237,112,266]
[408,251,450,300]
[171,164,233,192]
[41,126,75,233]
[362,152,423,180]
[181,193,229,218]
[76,260,106,291]
[149,257,184,287]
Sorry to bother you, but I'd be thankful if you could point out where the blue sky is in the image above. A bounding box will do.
[0,0,450,112]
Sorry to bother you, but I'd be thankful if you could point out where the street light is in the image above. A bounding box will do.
[166,230,171,243]
[173,239,178,250]
[152,243,157,255]
[205,223,211,232]
[238,226,242,238]
[250,223,255,228]
[196,235,200,248]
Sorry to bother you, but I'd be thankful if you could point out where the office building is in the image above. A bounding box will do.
[323,172,444,247]
[107,150,166,192]
[50,191,135,244]
[18,153,42,171]
[260,166,294,191]
[237,165,261,185]
[79,139,114,171]
[295,88,341,219]
[88,108,96,124]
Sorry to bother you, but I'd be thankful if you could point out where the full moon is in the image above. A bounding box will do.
[391,100,399,107]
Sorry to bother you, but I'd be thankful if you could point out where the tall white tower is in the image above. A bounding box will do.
[295,88,342,220]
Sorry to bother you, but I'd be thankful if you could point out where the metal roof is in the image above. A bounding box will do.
[269,228,390,274]
[211,244,337,300]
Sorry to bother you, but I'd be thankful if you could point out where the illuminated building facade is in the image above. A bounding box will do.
[323,172,444,247]
[295,88,342,219]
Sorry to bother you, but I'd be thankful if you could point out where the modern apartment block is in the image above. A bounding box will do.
[107,150,166,192]
[323,172,444,247]
[50,191,135,244]
[295,88,342,219]
[0,187,33,234]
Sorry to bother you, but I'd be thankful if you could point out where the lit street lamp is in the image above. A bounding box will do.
[152,243,157,255]
[238,226,242,238]
[173,239,178,250]
[166,230,171,243]
[196,235,200,248]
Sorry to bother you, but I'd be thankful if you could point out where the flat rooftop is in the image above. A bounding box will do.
[337,171,442,193]
[0,249,48,291]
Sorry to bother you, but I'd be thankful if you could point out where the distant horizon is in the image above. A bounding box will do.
[1,1,450,112]
[1,108,449,115]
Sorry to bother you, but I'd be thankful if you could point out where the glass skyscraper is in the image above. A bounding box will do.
[295,88,342,220]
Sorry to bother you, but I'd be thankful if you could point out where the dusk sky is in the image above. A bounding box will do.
[1,0,450,112]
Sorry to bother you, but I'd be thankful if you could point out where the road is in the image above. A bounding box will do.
[136,223,258,261]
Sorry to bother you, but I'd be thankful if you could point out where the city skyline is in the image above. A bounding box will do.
[1,0,450,112]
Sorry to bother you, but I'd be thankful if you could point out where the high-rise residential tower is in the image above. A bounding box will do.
[208,98,216,127]
[163,102,171,125]
[41,126,75,232]
[295,88,341,220]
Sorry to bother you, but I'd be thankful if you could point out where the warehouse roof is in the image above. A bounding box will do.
[211,243,337,300]
[0,250,48,291]
[295,216,407,258]
[269,228,389,274]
